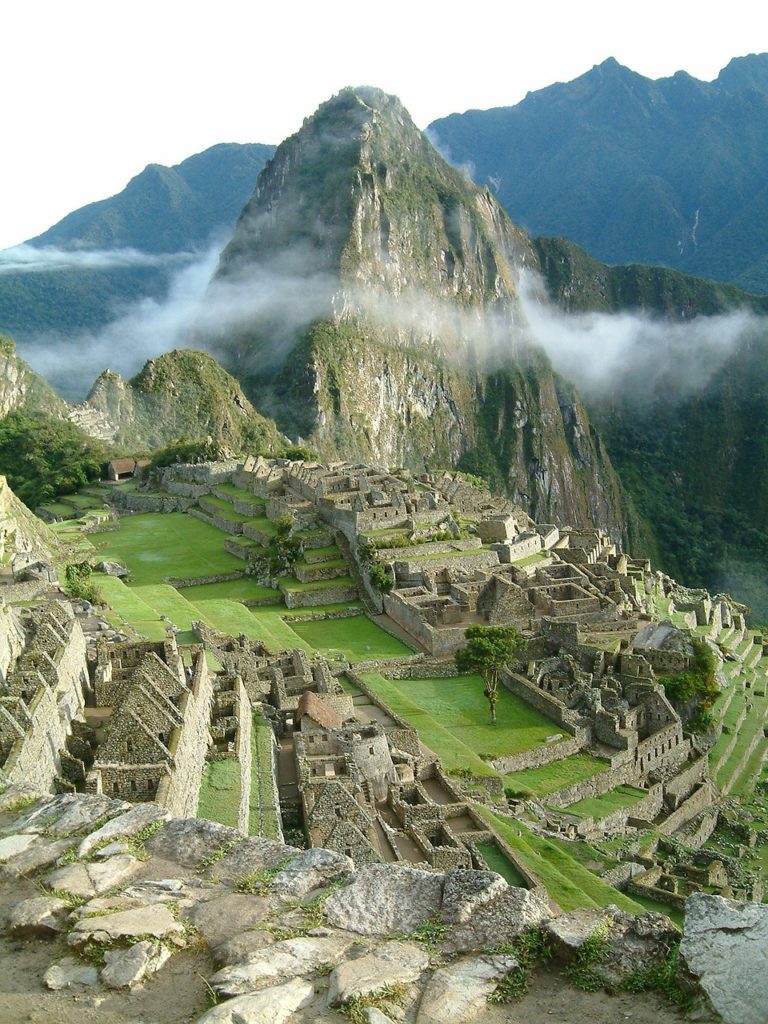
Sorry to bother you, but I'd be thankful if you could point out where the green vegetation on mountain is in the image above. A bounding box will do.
[429,54,768,293]
[79,348,286,454]
[0,143,274,344]
[0,412,107,507]
[528,235,768,618]
[0,334,68,420]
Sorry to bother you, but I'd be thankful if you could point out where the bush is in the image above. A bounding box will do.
[146,437,229,471]
[63,562,103,604]
[661,639,719,710]
[369,561,393,594]
[0,413,107,507]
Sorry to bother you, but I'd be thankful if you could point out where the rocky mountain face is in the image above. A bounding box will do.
[429,54,768,293]
[0,335,67,421]
[208,88,630,538]
[72,348,286,454]
[0,143,275,343]
[0,474,58,568]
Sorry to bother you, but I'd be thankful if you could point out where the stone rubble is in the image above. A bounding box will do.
[0,787,755,1023]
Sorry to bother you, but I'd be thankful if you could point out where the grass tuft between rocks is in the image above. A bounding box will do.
[340,982,407,1024]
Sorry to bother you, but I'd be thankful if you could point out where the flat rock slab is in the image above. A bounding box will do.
[44,957,99,990]
[210,934,356,996]
[325,864,444,936]
[78,802,170,857]
[207,835,298,885]
[543,907,611,957]
[328,940,429,1005]
[1,836,75,877]
[8,895,71,938]
[145,817,243,869]
[416,954,517,1024]
[681,892,768,1024]
[444,886,551,953]
[271,848,353,899]
[69,903,185,947]
[0,833,37,863]
[101,940,172,989]
[441,870,508,925]
[194,977,315,1023]
[214,929,275,968]
[187,893,271,947]
[45,854,141,898]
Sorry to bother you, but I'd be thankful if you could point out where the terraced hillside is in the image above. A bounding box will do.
[53,489,412,665]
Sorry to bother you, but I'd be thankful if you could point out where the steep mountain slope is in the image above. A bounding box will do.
[72,348,287,454]
[0,335,68,420]
[531,235,768,619]
[30,143,275,253]
[208,87,629,537]
[0,143,274,342]
[428,54,768,293]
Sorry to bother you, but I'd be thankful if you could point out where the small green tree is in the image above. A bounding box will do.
[455,624,526,724]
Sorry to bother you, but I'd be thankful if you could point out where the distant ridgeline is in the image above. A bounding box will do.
[0,142,274,341]
[429,53,768,294]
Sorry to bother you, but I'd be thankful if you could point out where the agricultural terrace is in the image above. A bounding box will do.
[78,511,410,663]
[358,673,605,786]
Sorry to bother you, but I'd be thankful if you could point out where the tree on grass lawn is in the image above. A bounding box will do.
[455,625,526,724]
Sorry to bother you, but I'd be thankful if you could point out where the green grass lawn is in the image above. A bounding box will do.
[363,674,568,759]
[245,516,279,538]
[360,672,497,777]
[249,713,281,839]
[94,575,168,641]
[476,841,526,886]
[286,615,414,663]
[562,785,647,819]
[503,753,608,798]
[214,482,264,504]
[197,758,241,828]
[178,578,281,603]
[478,808,644,914]
[132,584,201,634]
[88,512,244,585]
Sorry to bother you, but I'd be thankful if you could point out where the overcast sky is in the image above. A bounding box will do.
[1,0,766,250]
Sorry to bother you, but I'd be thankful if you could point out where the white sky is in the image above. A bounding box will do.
[1,0,766,250]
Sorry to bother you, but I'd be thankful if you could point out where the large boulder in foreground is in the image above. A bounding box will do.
[680,892,768,1024]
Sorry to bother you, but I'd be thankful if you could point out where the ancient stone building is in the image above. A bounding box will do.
[86,637,213,816]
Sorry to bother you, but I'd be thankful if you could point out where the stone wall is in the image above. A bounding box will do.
[663,755,709,810]
[189,507,242,536]
[500,671,585,735]
[281,582,358,608]
[157,652,213,817]
[165,571,244,588]
[656,782,716,836]
[491,733,584,774]
[0,603,25,684]
[543,762,635,809]
[1,608,88,790]
[112,492,193,514]
[382,594,466,655]
[394,548,499,580]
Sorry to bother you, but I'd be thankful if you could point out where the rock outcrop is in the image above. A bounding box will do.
[0,786,745,1022]
[680,892,768,1024]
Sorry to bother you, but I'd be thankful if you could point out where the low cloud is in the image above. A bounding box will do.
[516,270,760,405]
[0,243,192,274]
